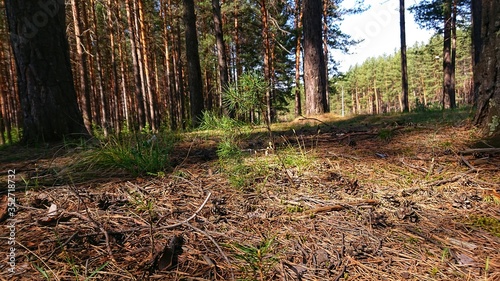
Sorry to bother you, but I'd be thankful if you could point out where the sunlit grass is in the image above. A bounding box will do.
[72,132,177,177]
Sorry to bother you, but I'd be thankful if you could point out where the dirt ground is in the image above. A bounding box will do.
[1,114,499,281]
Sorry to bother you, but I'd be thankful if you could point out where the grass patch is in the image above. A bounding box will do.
[464,215,500,237]
[73,132,176,177]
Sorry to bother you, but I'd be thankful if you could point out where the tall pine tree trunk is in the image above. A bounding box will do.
[451,0,457,107]
[303,0,327,115]
[400,0,409,112]
[71,0,92,131]
[106,0,121,132]
[261,0,273,124]
[473,0,500,139]
[212,0,229,100]
[294,0,302,117]
[89,0,109,136]
[5,0,89,143]
[183,0,204,127]
[125,0,146,129]
[322,0,329,112]
[160,0,176,129]
[137,0,156,130]
[471,0,482,105]
[442,0,456,109]
[115,3,130,130]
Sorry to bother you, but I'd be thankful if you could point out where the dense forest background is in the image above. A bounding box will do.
[0,0,479,144]
[332,30,472,116]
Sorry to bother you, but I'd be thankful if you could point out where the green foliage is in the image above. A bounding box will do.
[225,161,253,190]
[409,0,471,32]
[217,139,242,160]
[487,115,499,136]
[91,123,106,140]
[0,126,21,146]
[279,133,315,171]
[220,143,315,192]
[224,71,269,122]
[414,98,429,112]
[429,266,440,276]
[336,30,472,114]
[465,215,500,237]
[77,132,176,177]
[200,111,247,161]
[377,128,394,141]
[228,236,279,281]
[199,111,244,132]
[285,205,304,213]
[33,263,51,280]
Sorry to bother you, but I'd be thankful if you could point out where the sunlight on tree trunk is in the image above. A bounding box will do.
[183,0,205,127]
[5,0,89,143]
[303,0,327,116]
[473,0,500,139]
[442,0,456,109]
[400,0,409,112]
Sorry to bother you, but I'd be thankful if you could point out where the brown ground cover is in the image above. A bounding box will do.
[1,112,499,281]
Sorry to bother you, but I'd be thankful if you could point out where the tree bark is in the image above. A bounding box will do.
[442,0,456,109]
[160,0,176,129]
[471,0,482,105]
[5,0,89,143]
[451,0,457,108]
[183,0,204,127]
[115,3,130,130]
[70,0,92,132]
[125,0,146,129]
[303,0,327,116]
[89,0,109,136]
[106,0,121,132]
[322,0,329,112]
[137,0,156,130]
[399,0,409,112]
[212,0,229,98]
[294,0,302,117]
[473,0,500,139]
[260,0,273,124]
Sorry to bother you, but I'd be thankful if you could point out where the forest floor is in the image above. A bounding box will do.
[1,109,500,281]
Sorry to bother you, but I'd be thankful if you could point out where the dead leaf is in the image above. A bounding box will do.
[37,211,73,227]
[455,253,475,266]
[47,203,58,217]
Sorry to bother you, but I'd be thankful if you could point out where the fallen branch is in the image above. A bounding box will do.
[298,115,334,128]
[460,155,477,171]
[182,221,235,281]
[155,191,211,230]
[328,151,360,161]
[399,158,428,173]
[91,191,212,235]
[459,148,500,155]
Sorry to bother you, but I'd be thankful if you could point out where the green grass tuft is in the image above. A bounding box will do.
[75,132,176,177]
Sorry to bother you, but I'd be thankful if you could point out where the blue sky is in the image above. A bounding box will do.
[334,0,435,73]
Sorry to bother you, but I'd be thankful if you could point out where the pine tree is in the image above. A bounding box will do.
[5,0,90,143]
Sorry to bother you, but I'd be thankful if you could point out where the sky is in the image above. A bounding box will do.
[333,0,436,73]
